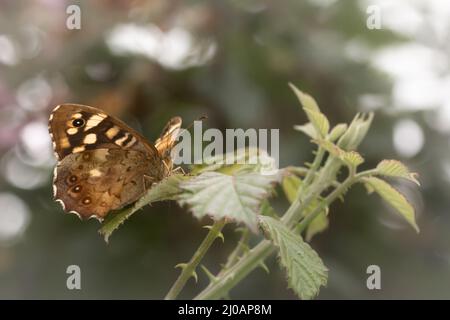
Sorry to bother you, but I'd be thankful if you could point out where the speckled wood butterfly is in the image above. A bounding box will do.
[48,104,182,221]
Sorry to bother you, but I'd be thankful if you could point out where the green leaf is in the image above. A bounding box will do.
[328,123,348,142]
[289,83,321,112]
[282,174,329,239]
[314,139,343,158]
[342,151,364,168]
[289,83,329,138]
[294,123,319,139]
[305,211,329,241]
[376,160,420,186]
[282,174,302,203]
[298,194,329,241]
[363,177,419,233]
[337,113,374,150]
[178,172,280,232]
[259,216,328,300]
[304,110,330,139]
[260,199,278,217]
[98,174,187,242]
[314,139,364,168]
[286,166,308,177]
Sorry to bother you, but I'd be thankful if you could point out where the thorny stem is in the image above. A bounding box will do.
[194,171,358,300]
[166,146,375,299]
[195,240,273,300]
[303,147,325,186]
[165,219,227,300]
[193,163,377,300]
[221,229,250,273]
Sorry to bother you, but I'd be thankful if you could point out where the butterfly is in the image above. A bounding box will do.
[48,104,182,221]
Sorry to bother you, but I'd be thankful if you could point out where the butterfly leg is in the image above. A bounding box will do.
[143,175,158,189]
[171,166,186,175]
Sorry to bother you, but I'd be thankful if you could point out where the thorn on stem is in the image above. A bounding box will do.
[216,231,225,243]
[259,261,270,274]
[192,270,198,283]
[201,265,218,283]
[175,263,188,270]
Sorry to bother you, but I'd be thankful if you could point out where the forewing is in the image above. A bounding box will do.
[48,103,159,161]
[155,116,182,159]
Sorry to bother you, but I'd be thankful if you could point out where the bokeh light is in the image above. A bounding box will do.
[393,119,424,158]
[0,193,30,245]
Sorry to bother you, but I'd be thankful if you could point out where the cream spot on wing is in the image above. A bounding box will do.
[73,146,85,153]
[72,113,83,119]
[67,127,78,135]
[60,137,70,148]
[126,136,137,147]
[89,168,102,177]
[84,114,107,131]
[115,134,129,146]
[105,126,120,139]
[52,105,61,112]
[83,133,97,144]
[53,184,57,197]
[49,113,53,121]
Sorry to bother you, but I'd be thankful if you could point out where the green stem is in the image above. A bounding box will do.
[296,175,355,233]
[195,240,274,300]
[355,169,378,179]
[282,156,344,227]
[165,219,227,300]
[286,166,309,176]
[288,166,340,188]
[195,171,356,300]
[303,148,325,185]
[221,229,250,273]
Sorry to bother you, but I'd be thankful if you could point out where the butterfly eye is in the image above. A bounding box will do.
[72,118,85,127]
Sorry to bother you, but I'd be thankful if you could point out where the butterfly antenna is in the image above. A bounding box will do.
[181,115,208,134]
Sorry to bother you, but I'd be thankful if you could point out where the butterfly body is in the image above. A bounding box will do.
[48,104,181,220]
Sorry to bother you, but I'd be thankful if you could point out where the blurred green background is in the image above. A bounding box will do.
[0,0,448,299]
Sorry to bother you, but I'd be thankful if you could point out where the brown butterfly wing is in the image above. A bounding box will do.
[53,148,156,220]
[49,104,158,161]
[154,116,182,170]
[49,104,183,220]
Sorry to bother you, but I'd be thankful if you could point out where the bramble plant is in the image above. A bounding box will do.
[98,84,420,300]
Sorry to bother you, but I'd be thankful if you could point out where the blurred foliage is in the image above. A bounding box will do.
[0,0,448,299]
